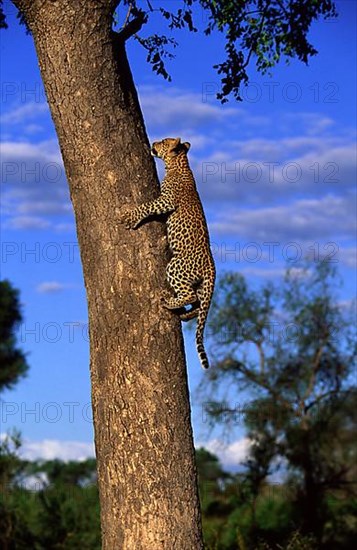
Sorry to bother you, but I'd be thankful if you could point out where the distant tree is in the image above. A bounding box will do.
[0,430,22,485]
[2,0,338,545]
[29,457,97,487]
[0,280,29,392]
[196,447,232,513]
[196,448,303,549]
[200,262,356,547]
[0,281,31,549]
[0,456,101,549]
[0,282,99,548]
[32,459,101,549]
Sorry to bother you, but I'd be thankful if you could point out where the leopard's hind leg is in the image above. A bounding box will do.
[162,257,198,310]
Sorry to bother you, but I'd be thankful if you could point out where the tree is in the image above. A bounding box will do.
[0,281,32,550]
[0,280,29,391]
[30,458,101,549]
[2,1,337,547]
[0,455,101,549]
[200,262,357,547]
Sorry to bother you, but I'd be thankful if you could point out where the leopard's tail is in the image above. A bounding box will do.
[196,272,215,370]
[180,305,199,321]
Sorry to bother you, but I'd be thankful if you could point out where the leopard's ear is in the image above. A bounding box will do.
[182,142,191,153]
[171,137,181,150]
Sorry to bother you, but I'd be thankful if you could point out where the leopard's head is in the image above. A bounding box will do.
[151,137,191,162]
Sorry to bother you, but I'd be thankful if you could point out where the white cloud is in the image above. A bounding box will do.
[338,247,357,268]
[136,89,356,209]
[36,281,68,294]
[139,85,242,130]
[2,430,248,467]
[195,139,356,204]
[54,222,76,233]
[24,124,45,135]
[5,215,51,230]
[1,102,49,124]
[239,267,286,278]
[198,437,251,467]
[230,134,351,160]
[3,433,249,468]
[1,86,355,248]
[20,438,95,462]
[17,200,72,215]
[338,298,357,311]
[211,195,356,242]
[0,433,95,462]
[284,112,335,135]
[0,139,62,163]
[21,472,49,491]
[1,139,72,229]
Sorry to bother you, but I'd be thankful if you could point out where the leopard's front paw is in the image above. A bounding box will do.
[117,207,139,230]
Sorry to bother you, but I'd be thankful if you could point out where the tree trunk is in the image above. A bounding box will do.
[299,427,325,544]
[12,1,204,548]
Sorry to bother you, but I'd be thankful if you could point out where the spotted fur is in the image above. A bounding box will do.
[119,137,215,369]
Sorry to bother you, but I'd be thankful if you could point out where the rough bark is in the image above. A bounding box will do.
[12,1,204,548]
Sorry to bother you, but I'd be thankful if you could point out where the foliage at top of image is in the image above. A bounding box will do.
[0,0,338,102]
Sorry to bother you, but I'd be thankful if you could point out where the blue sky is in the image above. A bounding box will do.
[0,0,356,467]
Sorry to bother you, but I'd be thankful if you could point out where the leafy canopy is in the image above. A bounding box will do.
[1,0,338,101]
[115,0,338,101]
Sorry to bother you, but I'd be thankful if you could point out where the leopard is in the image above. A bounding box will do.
[119,137,215,369]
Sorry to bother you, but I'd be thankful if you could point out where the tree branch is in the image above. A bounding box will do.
[110,0,122,10]
[233,361,292,413]
[117,11,148,42]
[306,347,324,399]
[122,3,132,28]
[252,339,265,373]
[243,1,270,69]
[305,389,352,413]
[296,345,324,424]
